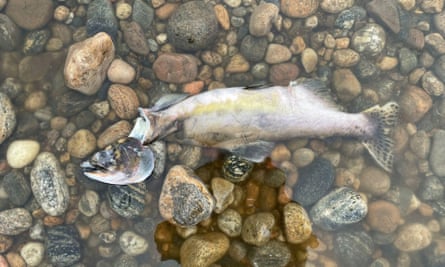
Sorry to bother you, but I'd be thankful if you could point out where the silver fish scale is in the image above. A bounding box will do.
[222,155,253,183]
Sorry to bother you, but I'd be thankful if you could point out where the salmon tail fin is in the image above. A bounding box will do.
[361,102,399,172]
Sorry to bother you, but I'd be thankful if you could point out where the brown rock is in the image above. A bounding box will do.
[332,68,361,102]
[155,3,179,20]
[265,44,292,64]
[5,0,53,30]
[0,235,13,253]
[359,166,391,196]
[97,120,132,149]
[182,81,204,94]
[107,59,136,84]
[366,0,400,33]
[301,48,318,73]
[269,63,300,86]
[394,223,432,251]
[332,49,360,67]
[283,202,312,244]
[180,232,229,267]
[214,4,230,30]
[67,129,96,158]
[249,3,279,36]
[399,85,432,123]
[366,200,401,233]
[201,51,223,67]
[64,32,115,95]
[406,28,425,50]
[226,53,250,73]
[19,52,65,83]
[120,21,149,55]
[107,84,140,119]
[153,53,198,83]
[281,0,319,18]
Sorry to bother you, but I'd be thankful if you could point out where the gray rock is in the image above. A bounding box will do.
[55,91,96,117]
[418,175,444,201]
[430,130,445,176]
[2,170,31,205]
[132,0,154,32]
[247,240,291,267]
[46,225,82,267]
[217,209,242,237]
[242,212,275,246]
[5,0,53,30]
[335,9,357,31]
[0,14,21,51]
[78,189,100,217]
[399,48,418,75]
[86,0,118,39]
[148,141,166,180]
[0,92,16,145]
[20,242,45,266]
[167,1,218,51]
[0,208,32,235]
[240,35,268,62]
[334,230,374,267]
[292,157,335,206]
[113,254,138,267]
[107,183,146,218]
[30,152,69,216]
[433,55,445,82]
[310,187,368,231]
[19,51,65,82]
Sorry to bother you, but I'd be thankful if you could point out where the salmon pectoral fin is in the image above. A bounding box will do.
[219,140,275,163]
[362,102,399,172]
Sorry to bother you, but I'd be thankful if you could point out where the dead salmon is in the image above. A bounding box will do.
[81,79,399,184]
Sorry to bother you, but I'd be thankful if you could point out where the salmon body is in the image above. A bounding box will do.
[82,79,399,184]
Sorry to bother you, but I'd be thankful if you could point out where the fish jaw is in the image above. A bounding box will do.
[81,137,155,185]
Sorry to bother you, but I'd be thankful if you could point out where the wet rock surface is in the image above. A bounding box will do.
[46,225,81,266]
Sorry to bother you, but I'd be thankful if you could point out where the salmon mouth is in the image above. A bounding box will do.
[80,137,155,184]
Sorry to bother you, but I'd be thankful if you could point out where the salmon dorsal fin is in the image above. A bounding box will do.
[291,78,339,109]
[362,102,399,172]
[151,93,189,111]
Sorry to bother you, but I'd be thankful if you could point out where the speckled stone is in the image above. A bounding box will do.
[132,0,154,32]
[359,166,391,196]
[248,240,291,267]
[283,203,312,244]
[334,230,374,267]
[0,14,22,51]
[5,0,53,30]
[167,1,218,51]
[119,231,148,256]
[430,131,445,176]
[352,23,386,57]
[242,212,275,246]
[23,29,50,55]
[0,93,16,145]
[281,0,319,18]
[321,0,354,13]
[0,208,32,235]
[418,175,444,201]
[46,225,81,267]
[292,157,335,206]
[399,85,432,123]
[86,0,118,38]
[180,232,229,267]
[217,208,242,237]
[120,21,149,55]
[265,44,292,64]
[107,84,140,119]
[107,183,146,218]
[310,187,368,231]
[332,68,362,101]
[64,32,115,95]
[6,140,40,168]
[159,165,215,226]
[394,223,432,251]
[2,170,31,206]
[30,152,69,216]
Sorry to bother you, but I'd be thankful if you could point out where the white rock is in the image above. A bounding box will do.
[107,59,136,84]
[119,231,149,256]
[20,242,45,267]
[6,140,40,168]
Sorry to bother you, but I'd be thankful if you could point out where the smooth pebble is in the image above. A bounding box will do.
[6,140,40,168]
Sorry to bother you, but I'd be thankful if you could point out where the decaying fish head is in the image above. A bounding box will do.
[80,137,154,185]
